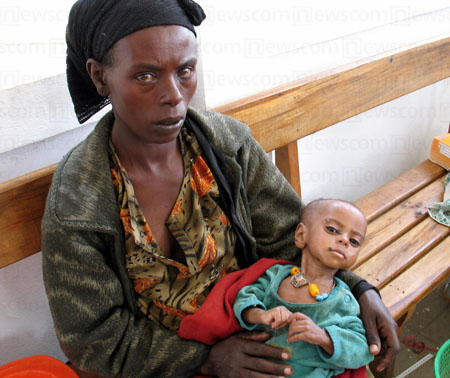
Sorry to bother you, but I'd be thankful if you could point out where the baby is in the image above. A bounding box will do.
[233,199,374,378]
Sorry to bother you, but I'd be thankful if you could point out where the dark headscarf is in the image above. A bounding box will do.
[66,0,206,124]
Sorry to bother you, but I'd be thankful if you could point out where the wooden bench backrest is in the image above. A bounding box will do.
[1,35,450,269]
[0,164,57,268]
[216,35,450,195]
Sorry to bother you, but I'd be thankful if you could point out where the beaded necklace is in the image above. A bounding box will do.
[289,267,335,301]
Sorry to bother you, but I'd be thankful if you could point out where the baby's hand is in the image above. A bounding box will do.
[263,306,293,329]
[242,306,292,329]
[287,313,333,355]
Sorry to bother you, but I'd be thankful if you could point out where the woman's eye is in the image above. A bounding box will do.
[350,239,360,247]
[179,67,194,78]
[136,73,157,83]
[326,226,338,233]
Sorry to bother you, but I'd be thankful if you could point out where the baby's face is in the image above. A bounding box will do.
[296,202,367,270]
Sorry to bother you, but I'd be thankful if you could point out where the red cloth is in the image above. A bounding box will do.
[334,367,368,378]
[178,257,367,378]
[178,258,290,344]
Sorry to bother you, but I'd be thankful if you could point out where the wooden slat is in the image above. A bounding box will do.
[353,217,450,289]
[214,36,450,153]
[275,141,301,196]
[380,236,450,321]
[354,176,446,268]
[356,160,445,222]
[0,164,57,268]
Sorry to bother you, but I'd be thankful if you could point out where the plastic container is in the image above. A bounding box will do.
[0,355,79,378]
[435,338,450,378]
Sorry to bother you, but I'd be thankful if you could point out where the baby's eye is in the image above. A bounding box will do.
[326,226,338,233]
[178,67,194,79]
[136,73,157,83]
[350,239,361,247]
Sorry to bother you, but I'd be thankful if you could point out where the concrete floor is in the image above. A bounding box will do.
[388,279,450,378]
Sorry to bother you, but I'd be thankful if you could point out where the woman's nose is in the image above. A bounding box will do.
[159,76,183,106]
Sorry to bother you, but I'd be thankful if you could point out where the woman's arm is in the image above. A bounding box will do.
[239,134,303,262]
[42,220,209,378]
[358,290,400,372]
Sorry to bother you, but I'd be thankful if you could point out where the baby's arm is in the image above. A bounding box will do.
[243,306,293,330]
[288,313,333,355]
[286,283,374,370]
[234,265,292,331]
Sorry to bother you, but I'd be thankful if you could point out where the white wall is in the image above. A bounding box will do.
[197,2,450,202]
[0,254,67,363]
[297,80,450,202]
[1,1,450,365]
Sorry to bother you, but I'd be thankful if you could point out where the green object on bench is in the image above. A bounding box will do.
[435,338,450,378]
[428,173,450,227]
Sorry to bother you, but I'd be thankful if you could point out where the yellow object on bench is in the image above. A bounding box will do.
[430,133,450,170]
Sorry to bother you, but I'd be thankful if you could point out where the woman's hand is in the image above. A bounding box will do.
[358,289,400,372]
[198,332,293,377]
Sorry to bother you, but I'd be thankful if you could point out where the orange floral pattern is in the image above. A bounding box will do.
[111,168,121,186]
[166,260,192,280]
[153,300,187,319]
[134,278,158,294]
[218,269,228,280]
[109,128,238,330]
[189,293,204,312]
[171,199,183,216]
[142,223,154,244]
[190,156,215,197]
[120,209,132,236]
[219,212,231,225]
[198,234,217,271]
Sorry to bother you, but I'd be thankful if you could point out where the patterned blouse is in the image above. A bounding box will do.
[109,126,239,330]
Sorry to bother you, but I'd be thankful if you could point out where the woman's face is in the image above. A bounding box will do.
[100,25,198,144]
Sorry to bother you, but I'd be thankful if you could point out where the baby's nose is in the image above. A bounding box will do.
[338,235,349,245]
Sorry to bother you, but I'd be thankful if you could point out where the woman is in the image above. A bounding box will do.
[42,0,399,377]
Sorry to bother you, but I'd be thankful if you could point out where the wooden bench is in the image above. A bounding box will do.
[1,36,450,377]
[214,35,450,326]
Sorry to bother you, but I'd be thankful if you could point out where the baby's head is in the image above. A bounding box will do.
[295,199,367,270]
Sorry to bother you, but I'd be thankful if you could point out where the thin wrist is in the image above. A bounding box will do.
[320,330,334,356]
[243,306,263,325]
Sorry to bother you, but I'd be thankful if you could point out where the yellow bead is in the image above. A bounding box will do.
[290,267,300,275]
[309,283,320,297]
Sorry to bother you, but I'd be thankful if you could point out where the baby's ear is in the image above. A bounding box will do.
[294,223,307,249]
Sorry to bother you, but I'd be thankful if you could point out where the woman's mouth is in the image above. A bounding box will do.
[155,117,184,128]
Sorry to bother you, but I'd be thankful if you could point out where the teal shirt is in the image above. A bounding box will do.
[233,264,374,378]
